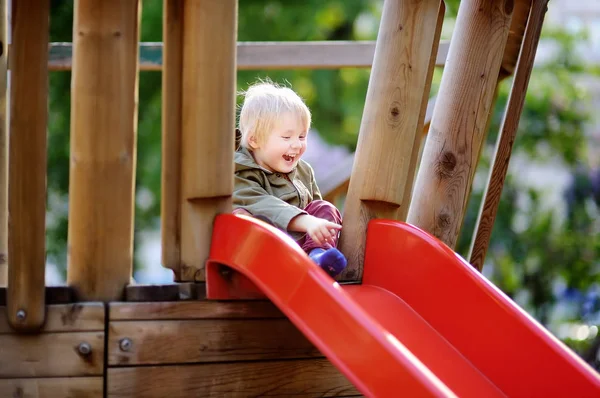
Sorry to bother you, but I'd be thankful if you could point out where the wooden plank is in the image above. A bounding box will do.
[46,40,451,71]
[177,0,237,281]
[109,300,283,320]
[469,0,549,271]
[108,319,320,366]
[160,0,184,276]
[0,0,7,287]
[0,377,103,398]
[0,331,104,377]
[107,359,361,397]
[0,303,104,334]
[406,0,513,248]
[7,0,49,331]
[338,0,444,280]
[67,0,141,301]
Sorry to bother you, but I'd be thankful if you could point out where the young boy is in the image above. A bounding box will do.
[232,81,347,277]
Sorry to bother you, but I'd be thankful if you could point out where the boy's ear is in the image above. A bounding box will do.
[248,134,259,149]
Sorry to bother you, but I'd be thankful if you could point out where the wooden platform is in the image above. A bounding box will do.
[0,286,361,397]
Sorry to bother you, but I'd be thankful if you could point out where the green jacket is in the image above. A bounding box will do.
[233,146,322,237]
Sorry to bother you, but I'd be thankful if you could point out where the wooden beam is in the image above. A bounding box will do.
[338,0,445,280]
[46,40,451,71]
[469,0,549,271]
[0,302,104,333]
[67,0,141,301]
[160,0,183,275]
[7,0,49,332]
[0,0,6,287]
[108,319,320,366]
[109,300,283,320]
[0,331,104,377]
[107,359,360,397]
[406,0,514,248]
[0,377,103,398]
[175,0,237,281]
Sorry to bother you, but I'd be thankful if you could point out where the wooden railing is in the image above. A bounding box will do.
[45,40,451,72]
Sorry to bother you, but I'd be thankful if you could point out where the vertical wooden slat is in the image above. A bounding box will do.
[176,0,237,281]
[469,0,548,271]
[161,0,183,275]
[7,0,49,331]
[338,0,443,280]
[67,0,141,301]
[0,0,7,287]
[406,0,514,249]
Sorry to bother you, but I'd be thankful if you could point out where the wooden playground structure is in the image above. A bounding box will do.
[1,0,599,397]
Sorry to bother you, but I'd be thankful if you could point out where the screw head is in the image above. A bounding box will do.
[16,309,26,322]
[78,342,92,356]
[119,338,132,352]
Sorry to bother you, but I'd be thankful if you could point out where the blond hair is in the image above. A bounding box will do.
[238,80,311,148]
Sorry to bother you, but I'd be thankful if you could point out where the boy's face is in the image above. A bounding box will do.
[250,112,308,173]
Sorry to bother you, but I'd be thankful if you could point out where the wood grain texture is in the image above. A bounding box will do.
[0,377,103,398]
[67,0,141,301]
[0,0,7,287]
[338,0,443,280]
[0,332,104,377]
[108,319,319,366]
[161,0,183,273]
[178,0,237,281]
[0,303,104,333]
[407,0,513,248]
[469,0,549,271]
[7,0,49,331]
[109,300,283,320]
[107,359,360,397]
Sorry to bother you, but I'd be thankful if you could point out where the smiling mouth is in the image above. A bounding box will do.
[283,154,297,162]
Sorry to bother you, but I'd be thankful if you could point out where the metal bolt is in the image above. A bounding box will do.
[16,309,26,322]
[78,342,92,356]
[119,338,132,352]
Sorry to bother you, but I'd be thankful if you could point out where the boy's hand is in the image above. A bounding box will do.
[289,214,342,246]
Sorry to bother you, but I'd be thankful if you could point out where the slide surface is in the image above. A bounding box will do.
[206,214,600,397]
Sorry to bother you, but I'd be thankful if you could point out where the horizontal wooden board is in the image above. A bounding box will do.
[108,318,320,366]
[45,40,450,72]
[0,377,103,397]
[107,359,361,397]
[0,303,104,333]
[110,300,283,320]
[0,331,104,377]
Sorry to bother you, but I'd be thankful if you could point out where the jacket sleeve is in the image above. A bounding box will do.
[309,165,323,201]
[233,171,306,231]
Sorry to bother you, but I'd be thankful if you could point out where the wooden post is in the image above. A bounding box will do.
[406,0,514,248]
[67,0,141,301]
[7,0,49,331]
[160,0,183,275]
[338,0,444,280]
[469,0,548,271]
[0,0,7,287]
[175,0,237,281]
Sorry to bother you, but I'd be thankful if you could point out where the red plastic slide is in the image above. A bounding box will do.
[206,214,600,397]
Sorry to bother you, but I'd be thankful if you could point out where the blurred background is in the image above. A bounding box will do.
[43,1,599,368]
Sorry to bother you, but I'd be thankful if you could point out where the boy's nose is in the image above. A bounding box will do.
[291,140,302,149]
